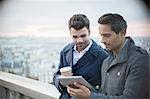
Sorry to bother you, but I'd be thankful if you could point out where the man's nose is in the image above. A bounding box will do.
[77,37,83,43]
[101,37,106,44]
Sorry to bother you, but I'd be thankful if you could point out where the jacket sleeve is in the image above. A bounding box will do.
[89,52,149,99]
[53,50,66,93]
[53,74,66,93]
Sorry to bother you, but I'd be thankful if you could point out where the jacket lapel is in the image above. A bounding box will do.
[108,58,118,69]
[106,38,130,71]
[107,53,127,71]
[66,48,73,67]
[64,43,74,67]
[75,50,97,66]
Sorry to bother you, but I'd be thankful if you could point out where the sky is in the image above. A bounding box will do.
[0,0,150,37]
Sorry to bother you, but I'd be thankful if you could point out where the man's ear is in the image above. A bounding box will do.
[88,30,91,35]
[121,28,126,36]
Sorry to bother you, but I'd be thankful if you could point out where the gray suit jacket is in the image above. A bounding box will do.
[90,37,149,99]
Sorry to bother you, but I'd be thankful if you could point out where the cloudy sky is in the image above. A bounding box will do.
[0,0,149,37]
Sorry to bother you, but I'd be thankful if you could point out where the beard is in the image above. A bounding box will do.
[76,41,89,52]
[105,45,113,52]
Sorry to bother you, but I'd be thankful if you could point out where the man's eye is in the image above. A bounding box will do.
[101,34,109,37]
[73,36,77,38]
[81,35,86,37]
[105,35,110,37]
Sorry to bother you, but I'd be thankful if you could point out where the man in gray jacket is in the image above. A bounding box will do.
[67,13,149,99]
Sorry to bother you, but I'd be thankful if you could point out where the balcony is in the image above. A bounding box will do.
[0,71,60,99]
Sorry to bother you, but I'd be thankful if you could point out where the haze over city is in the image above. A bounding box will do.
[0,0,150,37]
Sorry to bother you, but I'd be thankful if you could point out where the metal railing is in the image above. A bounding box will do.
[0,71,60,99]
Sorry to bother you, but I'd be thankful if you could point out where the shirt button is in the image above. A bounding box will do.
[95,85,99,89]
[117,72,121,76]
[107,72,109,76]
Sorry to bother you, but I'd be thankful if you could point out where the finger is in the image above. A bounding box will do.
[74,82,86,89]
[66,86,73,96]
[66,85,77,96]
[74,82,91,96]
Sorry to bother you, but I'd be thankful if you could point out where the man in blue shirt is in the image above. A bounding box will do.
[53,14,108,99]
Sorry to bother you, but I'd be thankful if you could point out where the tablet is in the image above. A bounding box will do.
[57,76,94,90]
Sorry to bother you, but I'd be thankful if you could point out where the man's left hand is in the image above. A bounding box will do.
[67,82,91,99]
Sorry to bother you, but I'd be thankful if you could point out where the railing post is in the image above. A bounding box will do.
[0,86,10,99]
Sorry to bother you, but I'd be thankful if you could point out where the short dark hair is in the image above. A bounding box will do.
[98,13,127,34]
[68,14,90,31]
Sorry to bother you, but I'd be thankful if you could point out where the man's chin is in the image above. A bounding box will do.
[106,48,112,52]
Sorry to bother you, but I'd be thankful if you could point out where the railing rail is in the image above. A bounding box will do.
[0,71,60,99]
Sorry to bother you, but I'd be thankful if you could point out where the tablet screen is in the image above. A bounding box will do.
[57,76,94,90]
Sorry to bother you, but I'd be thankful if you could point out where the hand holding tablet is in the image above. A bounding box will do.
[57,76,94,90]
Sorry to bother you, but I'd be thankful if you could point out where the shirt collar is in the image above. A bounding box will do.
[110,37,130,63]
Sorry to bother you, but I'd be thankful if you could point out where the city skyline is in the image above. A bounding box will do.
[0,0,150,37]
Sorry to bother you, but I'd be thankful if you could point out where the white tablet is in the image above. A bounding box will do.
[57,76,94,90]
